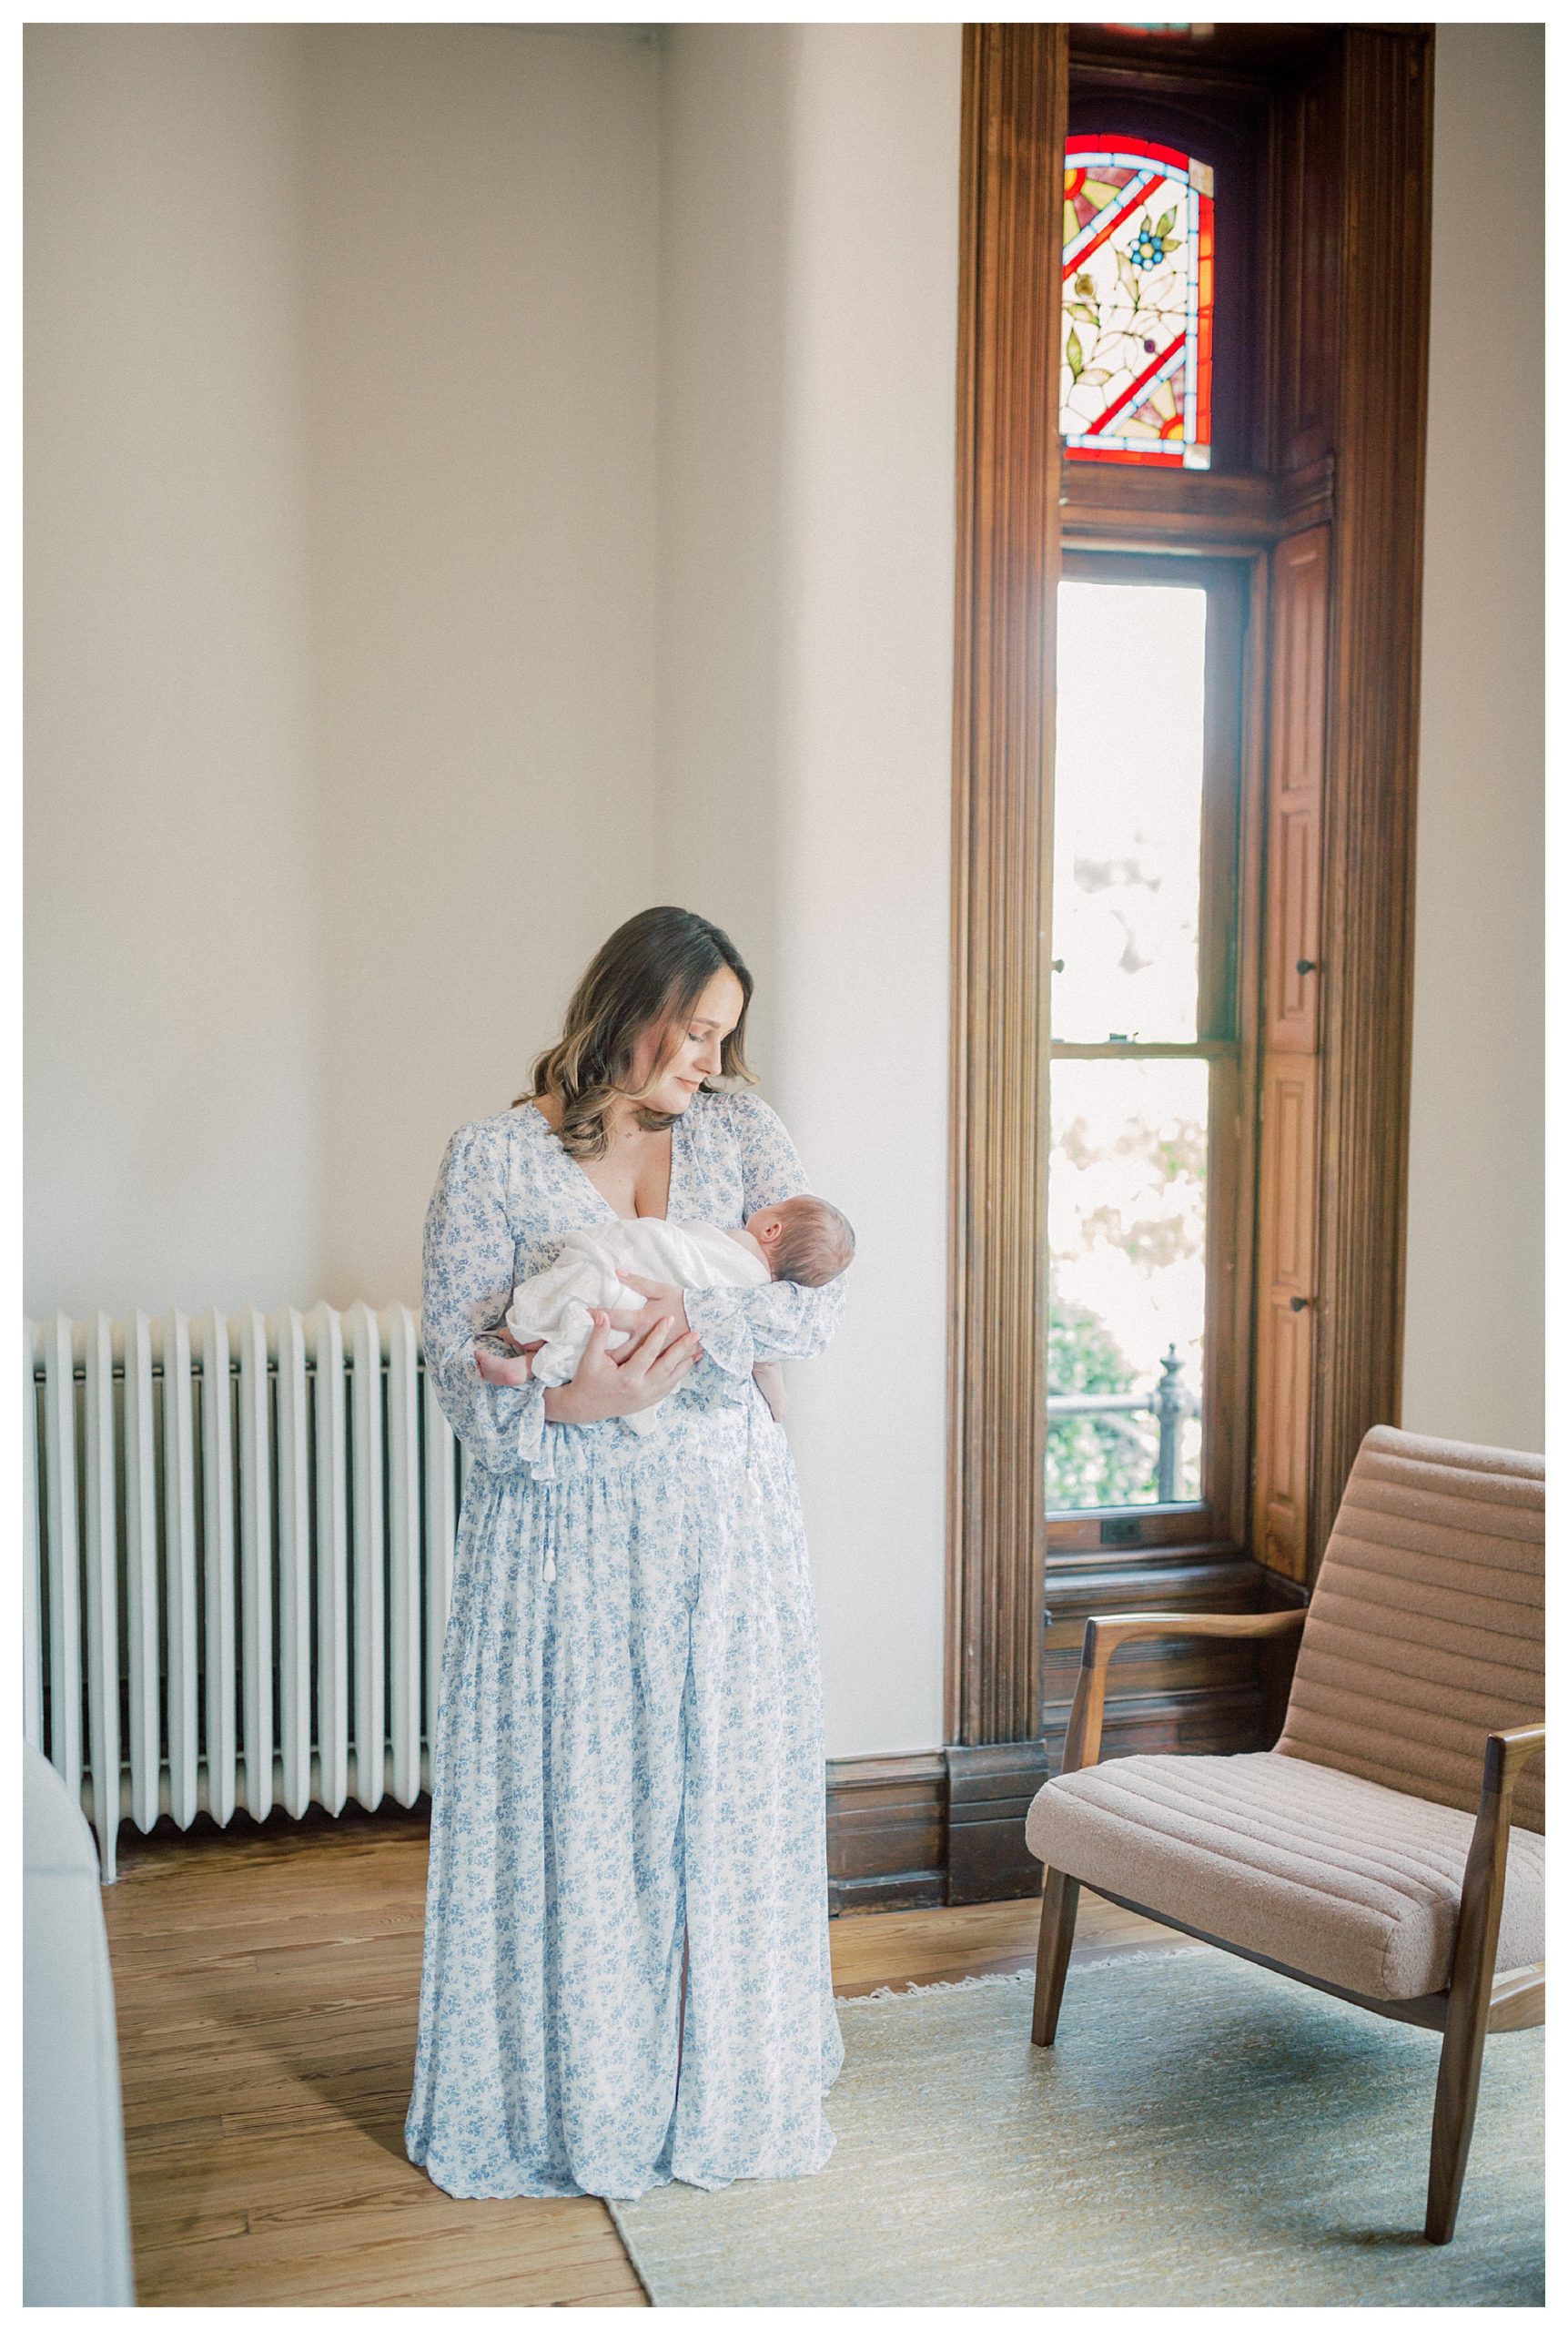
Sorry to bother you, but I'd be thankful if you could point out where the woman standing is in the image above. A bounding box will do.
[404,907,848,2202]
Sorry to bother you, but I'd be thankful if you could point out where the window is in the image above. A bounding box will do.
[1060,134,1214,469]
[1047,550,1250,1547]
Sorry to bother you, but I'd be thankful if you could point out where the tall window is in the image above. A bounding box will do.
[1047,129,1241,1549]
[1047,549,1249,1546]
[949,22,1432,1762]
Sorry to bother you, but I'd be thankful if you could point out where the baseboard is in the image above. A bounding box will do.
[824,1752,946,1917]
[943,1739,1052,1904]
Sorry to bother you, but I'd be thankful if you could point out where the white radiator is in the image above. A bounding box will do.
[24,1306,469,1884]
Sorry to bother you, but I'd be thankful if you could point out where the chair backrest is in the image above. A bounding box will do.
[1276,1424,1544,1831]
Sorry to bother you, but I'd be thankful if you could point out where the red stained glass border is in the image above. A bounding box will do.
[1064,130,1194,177]
[1068,443,1185,468]
[1194,188,1214,454]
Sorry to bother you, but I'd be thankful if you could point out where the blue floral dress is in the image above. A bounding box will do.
[403,1086,848,2201]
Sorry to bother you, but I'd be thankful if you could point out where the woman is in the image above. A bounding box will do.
[404,906,848,2202]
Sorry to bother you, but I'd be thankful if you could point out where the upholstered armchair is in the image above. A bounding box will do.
[1025,1425,1544,2245]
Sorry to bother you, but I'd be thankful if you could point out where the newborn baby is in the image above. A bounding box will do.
[475,1192,855,1435]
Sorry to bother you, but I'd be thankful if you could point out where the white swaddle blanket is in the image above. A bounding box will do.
[504,1215,771,1437]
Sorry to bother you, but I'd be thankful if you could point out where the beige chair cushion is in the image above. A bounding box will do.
[1025,1748,1543,2001]
[1277,1426,1544,1830]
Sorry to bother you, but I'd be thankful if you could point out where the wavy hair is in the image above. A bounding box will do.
[517,907,757,1159]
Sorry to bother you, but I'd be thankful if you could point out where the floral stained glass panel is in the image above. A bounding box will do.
[1060,133,1214,470]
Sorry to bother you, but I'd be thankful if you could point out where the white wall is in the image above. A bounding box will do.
[657,25,962,1758]
[302,26,662,1305]
[655,26,794,1079]
[1401,23,1544,1453]
[25,25,324,1317]
[25,25,663,1318]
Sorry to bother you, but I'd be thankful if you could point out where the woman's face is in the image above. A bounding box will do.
[631,967,744,1111]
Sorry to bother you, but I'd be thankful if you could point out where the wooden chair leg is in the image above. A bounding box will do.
[1031,1869,1080,2047]
[1425,1980,1494,2244]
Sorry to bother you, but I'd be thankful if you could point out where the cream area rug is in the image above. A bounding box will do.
[608,1948,1543,2306]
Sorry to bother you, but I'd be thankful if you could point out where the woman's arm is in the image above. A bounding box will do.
[421,1119,562,1477]
[679,1091,848,1381]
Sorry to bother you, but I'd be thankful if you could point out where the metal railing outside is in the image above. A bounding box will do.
[1047,1344,1193,1504]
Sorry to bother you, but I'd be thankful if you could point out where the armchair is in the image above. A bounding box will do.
[1026,1426,1544,2245]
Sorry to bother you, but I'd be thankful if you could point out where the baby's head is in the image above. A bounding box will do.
[743,1194,855,1288]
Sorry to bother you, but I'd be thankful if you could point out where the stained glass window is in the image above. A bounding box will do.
[1060,133,1214,470]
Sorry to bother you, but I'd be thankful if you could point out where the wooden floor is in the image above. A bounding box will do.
[102,1800,1199,2307]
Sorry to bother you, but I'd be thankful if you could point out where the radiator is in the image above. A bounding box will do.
[24,1306,469,1884]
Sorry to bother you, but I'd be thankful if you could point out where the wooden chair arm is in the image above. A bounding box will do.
[1059,1607,1308,1778]
[1448,1725,1544,1987]
[1480,1724,1545,1807]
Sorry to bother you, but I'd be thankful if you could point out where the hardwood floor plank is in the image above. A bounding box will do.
[133,2216,642,2308]
[123,2112,229,2151]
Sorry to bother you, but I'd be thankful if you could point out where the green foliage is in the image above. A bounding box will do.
[1047,1282,1156,1510]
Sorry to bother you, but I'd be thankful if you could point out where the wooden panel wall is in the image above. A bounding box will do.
[1255,31,1433,1581]
[1270,61,1341,475]
[1309,28,1433,1570]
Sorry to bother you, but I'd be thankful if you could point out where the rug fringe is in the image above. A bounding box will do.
[836,1944,1202,2007]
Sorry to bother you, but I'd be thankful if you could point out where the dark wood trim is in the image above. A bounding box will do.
[1068,23,1342,94]
[1059,459,1335,547]
[1308,27,1433,1570]
[1046,1505,1219,1555]
[1063,464,1277,542]
[945,1740,1053,1906]
[946,24,1068,1747]
[825,1753,947,1918]
[1277,453,1335,534]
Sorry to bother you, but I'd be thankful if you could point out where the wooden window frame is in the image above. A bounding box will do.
[946,21,1432,1752]
[1047,545,1261,1559]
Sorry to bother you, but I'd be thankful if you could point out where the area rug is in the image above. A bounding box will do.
[608,1948,1543,2306]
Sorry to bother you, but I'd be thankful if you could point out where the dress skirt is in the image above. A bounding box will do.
[402,1384,845,2202]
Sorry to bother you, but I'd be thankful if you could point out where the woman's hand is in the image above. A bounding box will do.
[612,1271,691,1338]
[542,1308,703,1423]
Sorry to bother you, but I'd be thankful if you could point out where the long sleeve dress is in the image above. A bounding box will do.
[402,1085,848,2202]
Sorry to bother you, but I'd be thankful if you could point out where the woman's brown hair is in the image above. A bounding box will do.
[516,907,757,1159]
